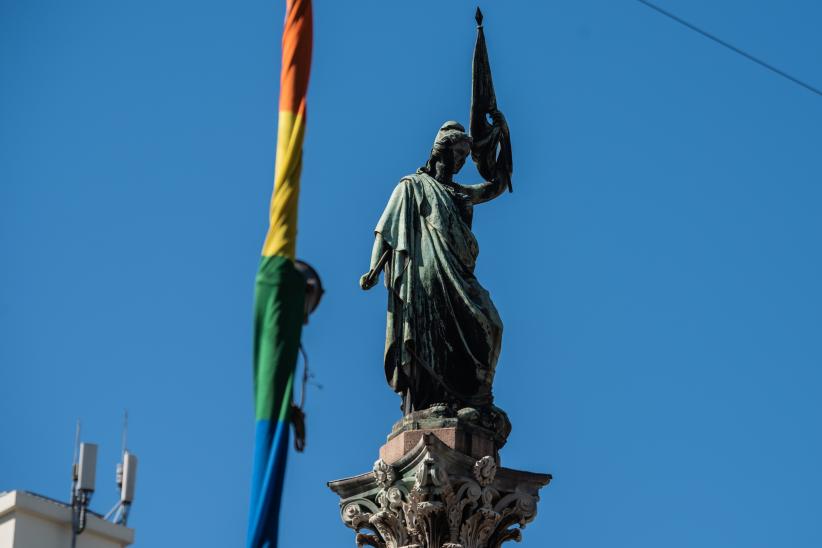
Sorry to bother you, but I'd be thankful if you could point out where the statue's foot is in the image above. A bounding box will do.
[457,406,480,422]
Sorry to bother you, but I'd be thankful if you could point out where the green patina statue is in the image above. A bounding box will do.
[330,15,551,548]
[360,7,513,420]
[360,118,510,415]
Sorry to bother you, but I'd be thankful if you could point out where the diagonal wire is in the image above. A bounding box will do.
[635,0,822,98]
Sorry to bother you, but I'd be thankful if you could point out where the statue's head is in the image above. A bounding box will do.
[420,121,473,177]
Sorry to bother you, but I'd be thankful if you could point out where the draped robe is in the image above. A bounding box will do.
[375,172,503,410]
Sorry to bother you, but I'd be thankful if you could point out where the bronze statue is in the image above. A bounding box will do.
[330,15,550,548]
[360,8,513,416]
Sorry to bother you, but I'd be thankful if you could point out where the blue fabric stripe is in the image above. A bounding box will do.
[247,418,291,547]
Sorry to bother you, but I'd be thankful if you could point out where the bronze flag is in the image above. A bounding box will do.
[470,8,513,192]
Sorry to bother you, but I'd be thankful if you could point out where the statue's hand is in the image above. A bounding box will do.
[490,109,507,128]
[360,271,378,291]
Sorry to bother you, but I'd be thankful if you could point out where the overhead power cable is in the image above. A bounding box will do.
[635,0,822,98]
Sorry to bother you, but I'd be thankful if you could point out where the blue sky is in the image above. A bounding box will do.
[2,1,821,546]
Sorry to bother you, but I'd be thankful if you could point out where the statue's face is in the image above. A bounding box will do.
[452,141,471,174]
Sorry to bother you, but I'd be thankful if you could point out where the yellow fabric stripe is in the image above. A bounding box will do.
[262,110,305,259]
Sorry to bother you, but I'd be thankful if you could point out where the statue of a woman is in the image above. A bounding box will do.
[360,119,509,414]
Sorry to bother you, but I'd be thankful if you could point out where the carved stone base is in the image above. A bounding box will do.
[388,404,512,449]
[328,433,550,548]
[380,426,495,465]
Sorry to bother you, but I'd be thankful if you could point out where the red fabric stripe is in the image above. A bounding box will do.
[279,0,312,115]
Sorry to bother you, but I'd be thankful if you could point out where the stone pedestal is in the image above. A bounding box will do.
[328,420,551,548]
[378,404,507,466]
[380,426,495,465]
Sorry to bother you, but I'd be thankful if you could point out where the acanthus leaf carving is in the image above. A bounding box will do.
[335,451,544,548]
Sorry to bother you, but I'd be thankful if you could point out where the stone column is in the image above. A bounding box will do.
[328,405,550,548]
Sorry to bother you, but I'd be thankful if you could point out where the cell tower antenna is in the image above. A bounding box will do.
[73,419,81,465]
[70,419,81,500]
[107,409,138,526]
[121,409,128,456]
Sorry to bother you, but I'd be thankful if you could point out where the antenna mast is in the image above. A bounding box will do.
[121,409,128,456]
[70,419,80,500]
[107,409,138,526]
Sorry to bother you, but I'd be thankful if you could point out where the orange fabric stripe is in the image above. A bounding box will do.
[279,0,312,116]
[262,0,312,259]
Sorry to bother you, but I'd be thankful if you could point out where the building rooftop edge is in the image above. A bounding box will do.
[0,490,134,544]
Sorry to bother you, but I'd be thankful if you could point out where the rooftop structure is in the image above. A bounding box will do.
[0,491,134,548]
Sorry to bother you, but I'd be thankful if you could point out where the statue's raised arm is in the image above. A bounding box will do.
[460,110,510,205]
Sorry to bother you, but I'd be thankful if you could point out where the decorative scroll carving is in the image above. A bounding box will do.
[331,436,549,548]
[374,459,398,490]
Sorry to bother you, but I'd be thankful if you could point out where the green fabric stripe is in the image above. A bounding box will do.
[253,255,306,421]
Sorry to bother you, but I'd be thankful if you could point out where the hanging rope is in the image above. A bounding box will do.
[290,343,310,452]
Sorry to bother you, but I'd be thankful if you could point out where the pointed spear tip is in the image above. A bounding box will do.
[475,7,483,26]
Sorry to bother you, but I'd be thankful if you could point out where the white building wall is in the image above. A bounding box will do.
[0,491,133,548]
[0,512,16,547]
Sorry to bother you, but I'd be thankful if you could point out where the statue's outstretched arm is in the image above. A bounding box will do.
[360,233,391,290]
[461,178,508,205]
[463,110,511,204]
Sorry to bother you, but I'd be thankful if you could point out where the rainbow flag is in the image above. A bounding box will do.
[247,1,312,546]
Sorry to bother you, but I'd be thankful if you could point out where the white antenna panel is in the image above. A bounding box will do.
[120,452,138,503]
[77,443,98,492]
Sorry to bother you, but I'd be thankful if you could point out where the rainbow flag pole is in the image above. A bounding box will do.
[247,1,312,546]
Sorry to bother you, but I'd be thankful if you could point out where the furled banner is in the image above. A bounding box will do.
[247,1,312,546]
